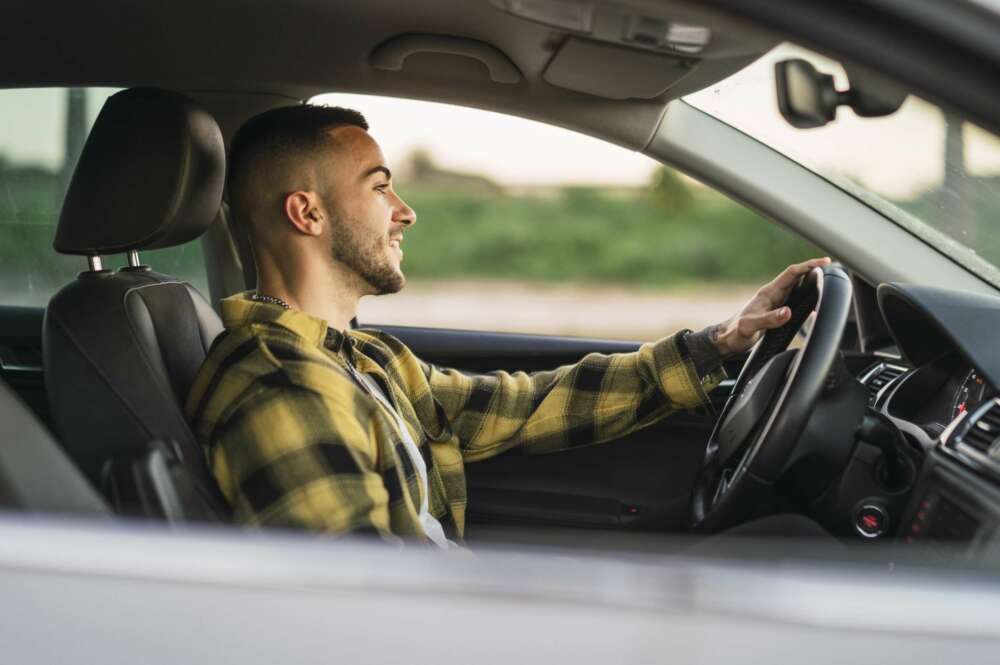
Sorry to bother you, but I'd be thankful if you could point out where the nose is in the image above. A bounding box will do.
[393,191,416,227]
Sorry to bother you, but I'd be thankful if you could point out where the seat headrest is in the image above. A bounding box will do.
[54,88,225,256]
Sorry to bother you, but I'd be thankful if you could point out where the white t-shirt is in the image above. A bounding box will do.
[345,364,456,548]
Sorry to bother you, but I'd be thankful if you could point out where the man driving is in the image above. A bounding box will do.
[185,104,829,546]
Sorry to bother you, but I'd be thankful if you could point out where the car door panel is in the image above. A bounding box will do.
[374,323,738,535]
[464,418,714,532]
[0,306,46,424]
[369,324,646,373]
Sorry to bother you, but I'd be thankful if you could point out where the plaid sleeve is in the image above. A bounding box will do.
[418,331,725,462]
[208,379,399,542]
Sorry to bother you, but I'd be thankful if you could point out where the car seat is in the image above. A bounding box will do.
[43,87,231,522]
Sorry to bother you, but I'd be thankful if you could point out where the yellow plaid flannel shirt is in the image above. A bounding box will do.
[185,293,725,542]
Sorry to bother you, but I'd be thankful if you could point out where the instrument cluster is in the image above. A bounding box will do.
[882,355,997,436]
[951,368,994,422]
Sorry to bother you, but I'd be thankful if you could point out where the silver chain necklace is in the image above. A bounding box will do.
[250,292,292,310]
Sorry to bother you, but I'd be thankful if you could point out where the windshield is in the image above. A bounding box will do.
[685,44,1000,288]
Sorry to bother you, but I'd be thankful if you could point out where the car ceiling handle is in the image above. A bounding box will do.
[370,34,522,84]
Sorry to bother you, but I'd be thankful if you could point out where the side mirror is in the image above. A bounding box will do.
[775,58,908,129]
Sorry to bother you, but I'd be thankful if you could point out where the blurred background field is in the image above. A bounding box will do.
[0,87,823,340]
[391,165,816,287]
[0,150,820,339]
[357,154,820,338]
[5,87,1000,340]
[0,147,820,339]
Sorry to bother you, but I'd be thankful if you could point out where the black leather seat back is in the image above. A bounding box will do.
[43,88,231,521]
[45,272,224,495]
[126,280,224,404]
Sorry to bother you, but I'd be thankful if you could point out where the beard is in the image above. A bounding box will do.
[326,210,405,296]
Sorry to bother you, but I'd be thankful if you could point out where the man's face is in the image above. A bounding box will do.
[317,126,416,296]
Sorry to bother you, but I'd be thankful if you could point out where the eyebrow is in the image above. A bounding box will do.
[362,165,392,181]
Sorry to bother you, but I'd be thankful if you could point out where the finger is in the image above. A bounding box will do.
[761,257,831,297]
[738,306,792,336]
[770,257,831,290]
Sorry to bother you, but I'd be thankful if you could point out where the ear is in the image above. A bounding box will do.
[283,190,324,237]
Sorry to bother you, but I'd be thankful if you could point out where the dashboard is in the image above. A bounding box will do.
[952,368,993,421]
[853,282,1000,561]
[878,355,997,438]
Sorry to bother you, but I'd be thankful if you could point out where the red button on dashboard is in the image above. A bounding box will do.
[855,504,888,538]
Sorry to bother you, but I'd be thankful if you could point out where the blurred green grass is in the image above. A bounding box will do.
[0,160,820,306]
[394,182,821,287]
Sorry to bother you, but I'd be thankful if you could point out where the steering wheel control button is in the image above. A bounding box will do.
[855,503,888,538]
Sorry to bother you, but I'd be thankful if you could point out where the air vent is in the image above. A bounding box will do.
[860,362,907,406]
[957,401,1000,456]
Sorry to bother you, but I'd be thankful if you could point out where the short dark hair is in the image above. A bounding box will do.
[228,104,369,218]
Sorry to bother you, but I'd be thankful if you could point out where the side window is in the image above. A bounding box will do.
[312,93,820,340]
[0,88,209,307]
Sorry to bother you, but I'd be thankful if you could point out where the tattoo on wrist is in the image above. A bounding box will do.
[686,325,728,377]
[709,323,724,350]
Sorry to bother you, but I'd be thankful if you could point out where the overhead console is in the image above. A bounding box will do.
[489,0,767,57]
[491,0,713,54]
[490,0,774,99]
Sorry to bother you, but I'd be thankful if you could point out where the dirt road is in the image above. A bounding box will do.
[357,279,757,341]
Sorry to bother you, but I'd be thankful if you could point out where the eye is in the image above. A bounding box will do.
[375,183,389,194]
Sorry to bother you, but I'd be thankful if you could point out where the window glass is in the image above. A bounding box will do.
[310,93,820,340]
[0,88,209,307]
[685,43,1000,288]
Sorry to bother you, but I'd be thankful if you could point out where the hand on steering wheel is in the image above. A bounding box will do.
[690,263,853,533]
[710,257,832,357]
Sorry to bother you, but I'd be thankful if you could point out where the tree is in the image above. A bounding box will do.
[649,166,694,214]
[57,87,88,206]
[940,111,968,240]
[408,148,436,180]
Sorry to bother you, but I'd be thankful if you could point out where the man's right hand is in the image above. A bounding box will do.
[709,257,831,356]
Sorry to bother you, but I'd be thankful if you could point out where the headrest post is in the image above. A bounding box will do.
[127,250,141,268]
[87,255,104,272]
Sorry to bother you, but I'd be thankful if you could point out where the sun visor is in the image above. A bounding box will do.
[543,38,693,100]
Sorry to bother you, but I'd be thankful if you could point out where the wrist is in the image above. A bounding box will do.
[686,325,728,376]
[709,321,736,356]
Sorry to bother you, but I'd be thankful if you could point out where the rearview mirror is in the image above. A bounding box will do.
[775,59,839,128]
[775,58,908,129]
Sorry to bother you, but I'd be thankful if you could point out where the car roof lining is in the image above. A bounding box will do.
[0,0,775,151]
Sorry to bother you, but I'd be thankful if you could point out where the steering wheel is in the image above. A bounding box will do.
[690,264,853,533]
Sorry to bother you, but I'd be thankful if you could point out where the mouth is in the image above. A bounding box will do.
[388,236,403,259]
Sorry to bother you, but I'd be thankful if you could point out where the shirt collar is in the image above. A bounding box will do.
[323,326,356,356]
[220,292,356,359]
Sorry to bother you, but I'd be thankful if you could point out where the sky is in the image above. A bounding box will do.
[684,44,1000,199]
[0,87,115,172]
[309,92,658,187]
[0,87,659,187]
[3,42,1000,201]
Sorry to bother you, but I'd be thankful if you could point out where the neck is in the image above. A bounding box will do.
[257,268,360,332]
